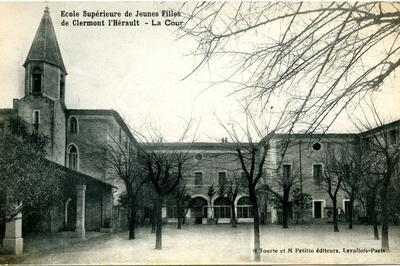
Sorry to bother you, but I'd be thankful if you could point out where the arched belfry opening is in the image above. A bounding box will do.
[32,67,42,95]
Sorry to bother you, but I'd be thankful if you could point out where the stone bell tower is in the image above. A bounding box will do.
[23,6,67,101]
[15,7,67,164]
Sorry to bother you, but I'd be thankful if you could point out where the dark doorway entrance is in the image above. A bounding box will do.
[65,198,76,231]
[314,201,322,219]
[191,197,207,224]
[344,200,350,218]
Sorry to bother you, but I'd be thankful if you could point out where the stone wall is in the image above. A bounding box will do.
[274,134,359,222]
[16,95,65,165]
[66,115,109,179]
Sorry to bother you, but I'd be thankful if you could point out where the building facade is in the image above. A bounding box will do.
[1,8,399,240]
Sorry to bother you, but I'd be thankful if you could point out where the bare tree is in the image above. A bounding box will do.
[139,142,190,249]
[103,135,146,240]
[291,187,313,225]
[264,165,299,229]
[338,142,370,229]
[360,172,383,240]
[216,107,288,262]
[171,180,191,229]
[354,101,400,251]
[134,120,198,250]
[218,171,246,227]
[179,2,400,134]
[320,147,346,232]
[207,184,216,223]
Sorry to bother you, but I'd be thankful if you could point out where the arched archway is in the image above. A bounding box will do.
[237,196,253,218]
[190,197,208,224]
[214,197,231,219]
[64,198,76,230]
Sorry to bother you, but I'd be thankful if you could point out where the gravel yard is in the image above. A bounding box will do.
[1,223,399,264]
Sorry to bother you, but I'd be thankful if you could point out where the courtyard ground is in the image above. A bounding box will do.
[1,224,399,264]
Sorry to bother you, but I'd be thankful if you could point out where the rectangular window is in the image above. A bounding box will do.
[282,164,291,180]
[313,164,322,184]
[33,110,40,132]
[194,172,203,185]
[218,172,227,186]
[390,130,397,145]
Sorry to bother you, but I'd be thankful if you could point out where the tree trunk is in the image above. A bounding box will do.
[177,200,182,229]
[155,195,163,250]
[262,201,268,224]
[231,201,237,228]
[182,208,187,225]
[128,200,136,239]
[282,202,288,229]
[373,222,379,240]
[150,201,156,233]
[250,193,261,262]
[282,190,289,229]
[368,193,379,239]
[381,214,389,251]
[332,199,339,232]
[381,193,389,250]
[348,197,354,229]
[381,173,390,251]
[372,203,379,240]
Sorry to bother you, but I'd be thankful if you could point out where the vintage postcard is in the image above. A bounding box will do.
[0,1,400,264]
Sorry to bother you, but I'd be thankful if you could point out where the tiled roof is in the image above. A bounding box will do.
[23,7,67,73]
[46,159,116,188]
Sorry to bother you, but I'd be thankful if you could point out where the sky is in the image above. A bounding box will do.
[1,2,399,142]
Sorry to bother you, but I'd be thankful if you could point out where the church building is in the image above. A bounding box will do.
[0,8,137,247]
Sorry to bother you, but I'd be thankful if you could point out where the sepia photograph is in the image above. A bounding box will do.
[0,1,400,264]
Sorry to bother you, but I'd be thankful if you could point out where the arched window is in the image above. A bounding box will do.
[33,110,40,133]
[68,145,78,170]
[32,67,42,94]
[69,117,78,133]
[214,197,231,218]
[237,196,253,218]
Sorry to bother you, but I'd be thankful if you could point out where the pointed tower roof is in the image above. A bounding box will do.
[24,7,67,73]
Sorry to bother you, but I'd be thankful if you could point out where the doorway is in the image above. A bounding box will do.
[314,201,323,219]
